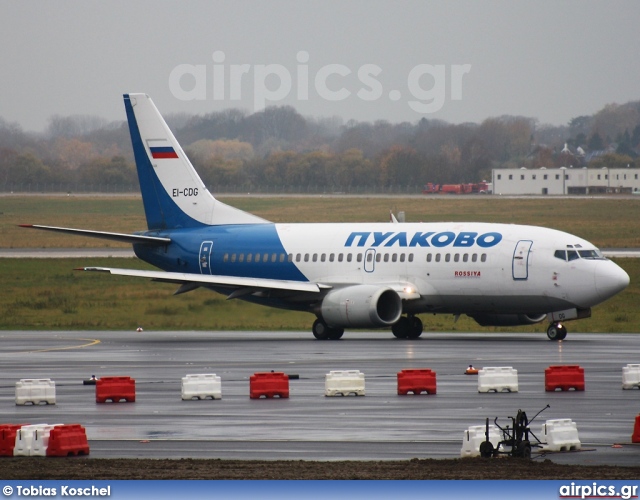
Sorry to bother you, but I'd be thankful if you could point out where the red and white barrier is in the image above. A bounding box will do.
[14,424,61,457]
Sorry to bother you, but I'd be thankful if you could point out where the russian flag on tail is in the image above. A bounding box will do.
[147,139,178,159]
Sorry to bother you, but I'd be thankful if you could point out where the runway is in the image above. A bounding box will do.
[1,330,639,465]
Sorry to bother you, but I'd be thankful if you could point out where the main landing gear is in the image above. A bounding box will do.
[391,315,423,339]
[546,323,567,341]
[312,318,344,340]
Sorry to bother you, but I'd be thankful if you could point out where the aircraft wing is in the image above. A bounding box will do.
[19,225,171,245]
[78,267,328,294]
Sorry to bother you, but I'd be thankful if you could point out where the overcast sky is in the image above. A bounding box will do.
[2,1,639,132]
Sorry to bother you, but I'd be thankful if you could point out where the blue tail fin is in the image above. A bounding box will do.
[124,94,267,230]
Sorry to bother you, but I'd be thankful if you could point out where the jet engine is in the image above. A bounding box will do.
[469,313,548,327]
[320,285,403,328]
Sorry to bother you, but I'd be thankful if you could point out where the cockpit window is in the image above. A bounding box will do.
[567,250,579,261]
[578,249,604,259]
[555,248,605,261]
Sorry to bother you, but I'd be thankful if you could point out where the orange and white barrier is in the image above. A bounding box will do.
[325,370,365,397]
[181,374,222,400]
[478,367,518,393]
[15,379,56,405]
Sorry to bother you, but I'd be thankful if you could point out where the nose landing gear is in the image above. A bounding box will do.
[547,323,567,341]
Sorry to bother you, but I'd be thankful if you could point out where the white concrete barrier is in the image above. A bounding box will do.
[540,419,581,451]
[622,364,640,390]
[15,378,56,405]
[181,374,222,400]
[13,424,61,456]
[325,370,365,396]
[460,424,502,457]
[478,367,518,393]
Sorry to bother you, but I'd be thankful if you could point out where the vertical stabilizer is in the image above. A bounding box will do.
[124,93,267,230]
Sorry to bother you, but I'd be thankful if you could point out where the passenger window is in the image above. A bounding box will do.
[223,253,229,263]
[247,253,253,263]
[263,253,268,262]
[357,254,363,263]
[567,250,579,261]
[435,253,441,262]
[454,253,460,262]
[304,254,309,262]
[376,253,381,262]
[255,254,261,263]
[392,253,398,262]
[271,253,277,263]
[408,254,413,262]
[347,254,352,262]
[338,253,344,262]
[463,254,469,262]
[231,254,237,263]
[554,250,566,261]
[321,254,326,262]
[400,254,405,262]
[472,254,477,263]
[312,254,318,262]
[329,253,335,262]
[288,254,293,262]
[426,254,432,262]
[296,253,301,262]
[279,253,285,263]
[239,254,244,263]
[481,254,487,262]
[384,254,389,262]
[445,254,451,262]
[366,253,373,263]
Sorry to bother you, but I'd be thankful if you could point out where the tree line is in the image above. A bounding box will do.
[1,100,639,192]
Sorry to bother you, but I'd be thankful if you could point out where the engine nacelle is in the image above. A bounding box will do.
[321,285,403,328]
[470,313,548,327]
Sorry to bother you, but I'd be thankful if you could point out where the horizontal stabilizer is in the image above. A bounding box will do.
[19,225,171,245]
[78,266,327,294]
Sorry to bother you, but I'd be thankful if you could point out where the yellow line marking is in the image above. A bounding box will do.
[26,337,101,353]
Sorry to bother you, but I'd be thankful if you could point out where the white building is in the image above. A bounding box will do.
[492,167,640,195]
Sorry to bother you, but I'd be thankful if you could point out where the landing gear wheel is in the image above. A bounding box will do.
[547,323,568,341]
[313,319,331,340]
[312,319,344,340]
[407,316,423,339]
[479,441,494,458]
[328,327,344,340]
[392,317,410,339]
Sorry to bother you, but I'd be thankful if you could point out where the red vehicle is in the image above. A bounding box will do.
[422,181,491,194]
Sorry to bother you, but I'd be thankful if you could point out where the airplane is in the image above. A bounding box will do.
[21,93,630,341]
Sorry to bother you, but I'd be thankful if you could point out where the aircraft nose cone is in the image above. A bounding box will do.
[595,261,630,302]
